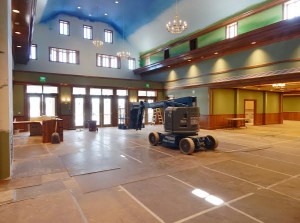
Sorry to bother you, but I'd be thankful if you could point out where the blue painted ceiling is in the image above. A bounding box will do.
[39,0,176,37]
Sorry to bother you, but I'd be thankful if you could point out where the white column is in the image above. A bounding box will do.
[0,0,13,179]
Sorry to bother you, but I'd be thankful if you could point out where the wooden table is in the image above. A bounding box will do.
[13,119,63,143]
[227,118,249,129]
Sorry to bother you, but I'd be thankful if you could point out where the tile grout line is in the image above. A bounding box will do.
[121,152,143,163]
[119,185,165,223]
[241,151,300,166]
[226,204,264,223]
[168,174,260,223]
[68,190,89,223]
[200,165,265,189]
[128,140,174,157]
[230,160,293,177]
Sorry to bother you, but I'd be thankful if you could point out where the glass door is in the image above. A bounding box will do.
[91,97,100,125]
[118,98,126,124]
[103,98,112,125]
[74,97,84,127]
[28,96,42,118]
[44,96,56,117]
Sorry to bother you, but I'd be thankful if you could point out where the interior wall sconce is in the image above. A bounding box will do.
[61,97,71,104]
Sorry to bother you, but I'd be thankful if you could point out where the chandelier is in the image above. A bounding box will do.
[117,2,130,58]
[93,39,103,48]
[166,0,188,34]
[93,4,104,48]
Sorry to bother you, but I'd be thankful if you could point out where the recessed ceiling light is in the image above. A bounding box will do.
[88,14,92,17]
[77,6,81,9]
[214,52,218,55]
[16,45,22,48]
[115,1,119,3]
[15,31,21,34]
[251,41,256,45]
[168,66,171,68]
[14,22,20,25]
[104,13,108,16]
[12,9,20,13]
[188,59,191,62]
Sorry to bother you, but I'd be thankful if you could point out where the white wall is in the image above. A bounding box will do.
[14,15,141,80]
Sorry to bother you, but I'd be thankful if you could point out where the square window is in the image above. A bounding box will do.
[30,44,37,60]
[59,20,70,35]
[284,0,300,20]
[83,25,93,39]
[104,29,113,43]
[128,58,136,70]
[226,22,237,39]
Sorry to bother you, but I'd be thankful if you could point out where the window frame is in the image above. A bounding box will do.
[96,54,120,69]
[284,0,300,20]
[104,29,113,44]
[226,22,238,39]
[128,57,136,70]
[59,20,70,36]
[30,44,37,60]
[83,25,93,40]
[49,47,80,64]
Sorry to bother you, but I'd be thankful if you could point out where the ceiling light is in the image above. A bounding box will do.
[15,31,21,34]
[12,9,20,13]
[115,1,119,3]
[104,13,108,16]
[214,52,218,55]
[14,22,20,25]
[16,45,22,48]
[77,6,81,9]
[188,59,191,62]
[251,41,257,45]
[272,83,286,89]
[166,0,187,34]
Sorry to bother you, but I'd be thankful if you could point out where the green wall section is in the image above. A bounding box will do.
[265,92,280,113]
[283,96,300,112]
[197,28,225,48]
[237,90,264,114]
[150,51,165,64]
[238,5,282,35]
[213,89,235,115]
[0,131,11,179]
[170,42,190,58]
[13,85,25,116]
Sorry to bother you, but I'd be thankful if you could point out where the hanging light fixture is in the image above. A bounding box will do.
[166,0,188,34]
[93,4,104,48]
[117,2,130,58]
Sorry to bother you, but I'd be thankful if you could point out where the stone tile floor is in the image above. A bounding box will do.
[0,121,299,223]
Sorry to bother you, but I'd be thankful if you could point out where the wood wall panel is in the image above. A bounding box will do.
[13,116,29,132]
[59,115,75,130]
[265,113,283,124]
[283,112,300,121]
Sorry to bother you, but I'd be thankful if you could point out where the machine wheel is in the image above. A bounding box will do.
[148,132,160,146]
[205,135,218,150]
[179,138,195,155]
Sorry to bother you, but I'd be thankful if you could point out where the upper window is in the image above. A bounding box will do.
[284,0,300,20]
[128,58,136,70]
[226,22,238,39]
[59,20,70,35]
[138,90,156,97]
[30,44,37,60]
[97,54,120,69]
[116,89,128,96]
[104,29,113,43]
[102,89,113,95]
[83,25,93,39]
[49,47,79,64]
[26,85,58,94]
[73,87,86,95]
[90,88,102,96]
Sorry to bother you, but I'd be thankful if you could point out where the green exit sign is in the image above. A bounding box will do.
[145,83,150,88]
[39,76,46,83]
